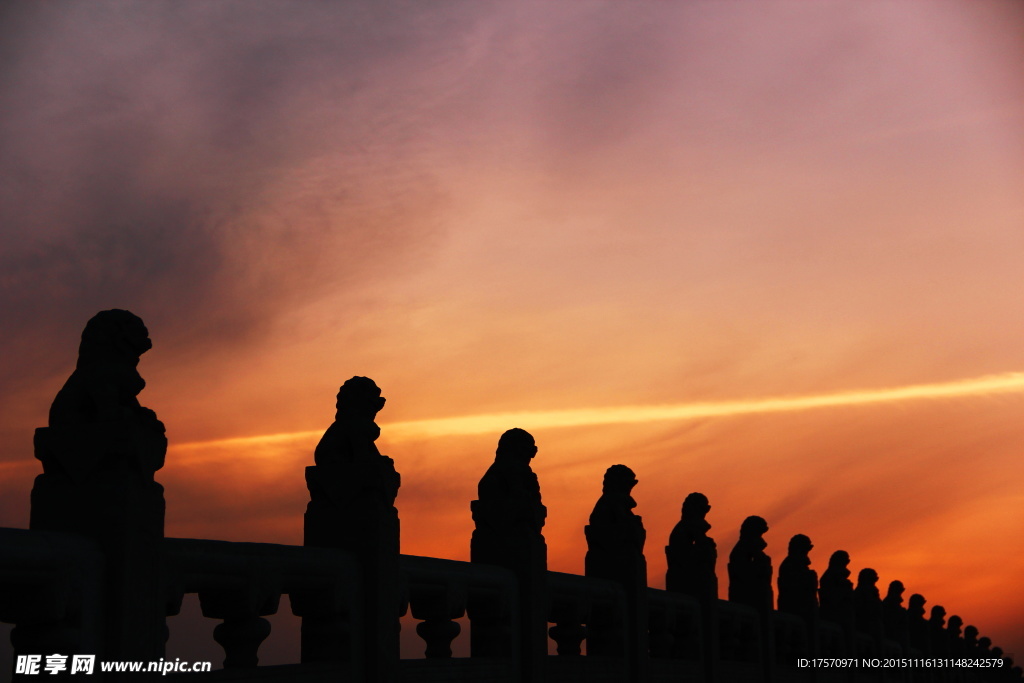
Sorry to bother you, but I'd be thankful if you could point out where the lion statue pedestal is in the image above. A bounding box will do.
[25,310,167,663]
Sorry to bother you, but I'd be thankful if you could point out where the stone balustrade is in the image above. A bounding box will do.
[0,528,103,662]
[1,312,1019,682]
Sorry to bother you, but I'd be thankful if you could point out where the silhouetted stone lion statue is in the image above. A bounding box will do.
[308,376,400,514]
[35,310,166,489]
[31,309,166,536]
[585,464,646,581]
[778,533,818,624]
[472,428,546,542]
[820,550,855,633]
[727,515,773,614]
[666,491,717,602]
[49,309,165,434]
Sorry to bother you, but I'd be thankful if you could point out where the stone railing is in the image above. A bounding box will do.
[4,429,1021,683]
[546,571,628,682]
[163,538,361,672]
[4,440,1021,682]
[0,528,103,662]
[0,313,1017,682]
[401,554,517,682]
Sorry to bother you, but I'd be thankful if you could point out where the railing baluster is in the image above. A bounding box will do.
[199,581,280,669]
[212,615,272,668]
[409,583,465,658]
[548,596,587,656]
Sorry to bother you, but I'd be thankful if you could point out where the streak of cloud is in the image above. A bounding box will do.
[386,371,1024,438]
[168,371,1024,451]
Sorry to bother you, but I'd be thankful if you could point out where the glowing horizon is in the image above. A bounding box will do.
[171,371,1024,452]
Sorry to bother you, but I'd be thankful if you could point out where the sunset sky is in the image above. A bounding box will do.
[1,0,1023,664]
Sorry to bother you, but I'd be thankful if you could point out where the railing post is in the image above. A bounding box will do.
[290,580,358,671]
[471,428,546,683]
[666,491,720,682]
[27,310,168,666]
[821,550,856,661]
[855,567,884,666]
[883,606,911,682]
[727,515,774,682]
[3,529,104,682]
[304,377,401,682]
[717,600,763,682]
[584,465,649,683]
[778,533,818,679]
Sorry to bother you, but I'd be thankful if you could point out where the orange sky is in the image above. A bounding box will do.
[1,0,1023,664]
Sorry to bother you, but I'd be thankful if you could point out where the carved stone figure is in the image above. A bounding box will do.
[584,465,649,670]
[777,534,817,624]
[854,568,883,641]
[585,464,646,579]
[963,624,979,653]
[33,309,167,523]
[307,376,400,515]
[819,550,854,631]
[37,309,166,491]
[470,429,548,677]
[302,377,401,675]
[28,309,167,661]
[928,605,947,655]
[471,428,546,549]
[908,593,928,652]
[727,515,773,614]
[665,492,718,602]
[947,615,964,656]
[882,580,909,647]
[49,309,163,429]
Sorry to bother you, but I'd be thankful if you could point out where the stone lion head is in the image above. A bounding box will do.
[77,309,152,368]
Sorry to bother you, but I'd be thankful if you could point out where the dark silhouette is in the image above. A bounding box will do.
[881,580,909,648]
[908,593,929,652]
[947,614,962,638]
[664,491,718,683]
[36,309,167,509]
[470,429,547,680]
[24,310,168,664]
[665,492,718,602]
[727,516,772,614]
[928,604,947,655]
[819,550,855,633]
[47,309,165,435]
[309,376,400,512]
[472,428,546,549]
[947,614,964,656]
[964,624,980,652]
[854,568,883,643]
[585,464,646,577]
[777,534,817,625]
[303,376,400,676]
[584,464,649,679]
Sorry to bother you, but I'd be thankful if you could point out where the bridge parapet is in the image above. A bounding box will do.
[2,311,1020,682]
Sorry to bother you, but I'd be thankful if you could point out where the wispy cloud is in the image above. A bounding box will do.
[0,1,464,392]
[171,371,1024,450]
